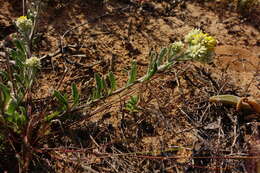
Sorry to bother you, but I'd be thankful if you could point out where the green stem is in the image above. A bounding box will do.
[72,61,177,112]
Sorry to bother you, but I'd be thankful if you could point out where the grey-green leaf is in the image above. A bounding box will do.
[127,60,137,86]
[143,55,158,81]
[157,47,167,66]
[0,83,11,110]
[13,40,26,55]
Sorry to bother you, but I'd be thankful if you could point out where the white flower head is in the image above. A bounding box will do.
[186,44,213,63]
[25,56,41,68]
[15,16,32,32]
[183,29,216,63]
[171,41,184,54]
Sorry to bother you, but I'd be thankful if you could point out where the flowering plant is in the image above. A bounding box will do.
[0,3,42,171]
[168,29,217,63]
[15,16,33,33]
[90,29,217,106]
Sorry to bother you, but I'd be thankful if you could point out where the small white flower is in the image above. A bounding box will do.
[25,56,41,68]
[183,29,216,63]
[28,9,37,19]
[171,41,184,54]
[186,44,212,62]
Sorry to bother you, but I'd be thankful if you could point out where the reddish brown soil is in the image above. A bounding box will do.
[0,0,259,172]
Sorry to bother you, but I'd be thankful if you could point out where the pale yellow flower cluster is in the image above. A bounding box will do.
[170,41,184,54]
[184,29,202,44]
[25,56,41,68]
[15,16,32,32]
[186,44,208,60]
[185,29,217,50]
[184,29,217,63]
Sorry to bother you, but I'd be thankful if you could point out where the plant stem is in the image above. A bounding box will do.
[72,61,177,112]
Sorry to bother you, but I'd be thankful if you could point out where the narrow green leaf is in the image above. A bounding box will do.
[157,47,167,66]
[16,87,25,103]
[127,60,137,86]
[148,53,156,70]
[5,99,18,116]
[94,73,102,91]
[102,77,109,95]
[108,71,116,92]
[18,106,27,125]
[10,49,19,59]
[13,73,25,86]
[143,55,158,81]
[13,40,26,55]
[130,95,139,105]
[53,90,68,109]
[71,83,79,106]
[94,73,103,99]
[0,71,9,81]
[148,61,158,78]
[160,61,174,71]
[125,104,134,112]
[7,110,19,124]
[19,106,26,116]
[101,78,106,90]
[166,46,172,61]
[92,88,100,100]
[10,40,27,63]
[125,95,139,113]
[45,111,61,121]
[10,50,25,68]
[0,83,11,109]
